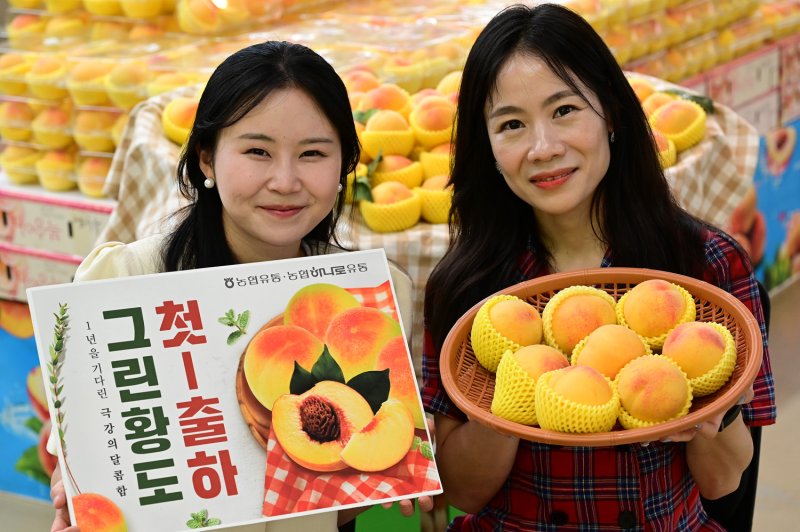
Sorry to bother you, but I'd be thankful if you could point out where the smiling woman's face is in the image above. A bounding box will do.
[199,87,342,263]
[485,52,611,224]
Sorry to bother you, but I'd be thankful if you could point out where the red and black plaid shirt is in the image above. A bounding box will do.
[422,229,776,531]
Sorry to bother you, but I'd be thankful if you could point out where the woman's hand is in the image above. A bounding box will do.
[658,386,755,444]
[50,466,78,532]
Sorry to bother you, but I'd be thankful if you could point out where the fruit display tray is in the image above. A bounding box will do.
[440,267,763,446]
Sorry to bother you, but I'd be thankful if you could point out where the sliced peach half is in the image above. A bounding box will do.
[272,380,373,472]
[340,399,415,472]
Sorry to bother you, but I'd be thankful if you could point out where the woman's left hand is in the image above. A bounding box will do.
[658,385,754,443]
[382,495,434,517]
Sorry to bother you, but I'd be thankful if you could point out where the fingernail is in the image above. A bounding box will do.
[661,438,672,443]
[737,394,747,404]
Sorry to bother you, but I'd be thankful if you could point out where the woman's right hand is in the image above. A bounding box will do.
[50,465,79,532]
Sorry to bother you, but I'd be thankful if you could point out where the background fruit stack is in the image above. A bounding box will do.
[0,0,336,197]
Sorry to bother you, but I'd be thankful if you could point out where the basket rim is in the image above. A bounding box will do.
[440,267,763,446]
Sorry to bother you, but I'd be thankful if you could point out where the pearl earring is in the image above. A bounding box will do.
[337,183,343,192]
[203,178,215,189]
[609,131,616,143]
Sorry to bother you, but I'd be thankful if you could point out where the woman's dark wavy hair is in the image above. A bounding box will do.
[425,3,708,350]
[163,40,360,271]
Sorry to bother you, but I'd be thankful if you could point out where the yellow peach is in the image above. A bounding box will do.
[0,53,32,96]
[641,91,677,118]
[488,298,543,347]
[84,0,124,17]
[36,149,77,192]
[0,146,42,185]
[121,0,164,18]
[365,109,410,132]
[342,69,380,94]
[67,62,114,107]
[628,76,656,103]
[77,157,112,198]
[283,283,360,340]
[549,365,612,405]
[72,492,127,532]
[0,101,36,142]
[491,345,569,425]
[376,336,425,429]
[31,106,73,149]
[340,398,415,472]
[617,279,695,345]
[661,321,736,396]
[649,99,707,152]
[543,286,617,355]
[244,325,324,410]
[271,381,374,472]
[162,97,199,146]
[421,175,450,190]
[325,306,402,380]
[436,70,462,95]
[371,181,414,205]
[358,83,411,115]
[74,111,118,153]
[571,324,650,379]
[616,355,692,426]
[105,63,150,111]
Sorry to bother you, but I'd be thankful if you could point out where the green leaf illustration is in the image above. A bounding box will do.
[226,330,243,346]
[218,308,250,345]
[411,435,422,451]
[311,346,345,384]
[347,369,390,414]
[289,361,318,395]
[419,441,434,460]
[186,508,220,528]
[237,310,250,330]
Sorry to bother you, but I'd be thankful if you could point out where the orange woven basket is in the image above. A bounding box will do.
[440,267,763,446]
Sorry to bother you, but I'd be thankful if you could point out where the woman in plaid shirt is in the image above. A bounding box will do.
[423,4,776,530]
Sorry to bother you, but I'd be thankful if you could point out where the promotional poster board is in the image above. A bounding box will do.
[27,249,441,531]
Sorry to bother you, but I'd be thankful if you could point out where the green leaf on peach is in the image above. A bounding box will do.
[310,346,345,384]
[290,362,317,395]
[347,369,390,414]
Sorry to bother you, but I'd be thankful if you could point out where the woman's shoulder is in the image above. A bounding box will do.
[74,234,167,282]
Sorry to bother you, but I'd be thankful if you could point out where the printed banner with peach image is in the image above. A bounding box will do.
[25,249,441,532]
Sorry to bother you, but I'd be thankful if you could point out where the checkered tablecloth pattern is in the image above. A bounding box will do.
[345,280,399,322]
[262,426,440,517]
[97,80,760,384]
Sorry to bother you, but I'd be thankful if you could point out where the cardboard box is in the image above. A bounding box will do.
[706,44,780,109]
[0,241,82,302]
[0,178,114,258]
[734,89,781,135]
